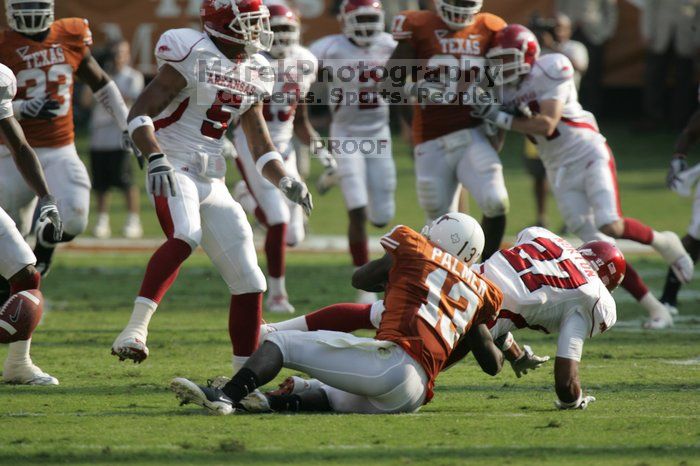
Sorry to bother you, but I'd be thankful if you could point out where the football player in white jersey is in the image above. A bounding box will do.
[111,0,313,373]
[259,223,621,410]
[309,0,398,304]
[661,93,700,314]
[0,63,62,385]
[233,3,333,313]
[471,24,693,330]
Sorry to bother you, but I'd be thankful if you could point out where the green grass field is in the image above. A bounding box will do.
[1,121,699,465]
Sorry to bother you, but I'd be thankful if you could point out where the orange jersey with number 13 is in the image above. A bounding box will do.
[377,225,503,402]
[0,18,92,148]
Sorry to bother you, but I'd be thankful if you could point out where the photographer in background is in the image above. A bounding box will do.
[82,40,144,239]
[522,13,589,229]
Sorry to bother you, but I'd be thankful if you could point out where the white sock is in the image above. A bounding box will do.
[120,297,157,341]
[232,355,249,374]
[97,213,109,223]
[268,277,286,297]
[268,315,308,332]
[126,213,140,225]
[650,231,666,250]
[639,292,666,319]
[5,339,31,366]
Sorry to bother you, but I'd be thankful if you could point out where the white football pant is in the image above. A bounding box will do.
[0,207,36,279]
[264,330,428,414]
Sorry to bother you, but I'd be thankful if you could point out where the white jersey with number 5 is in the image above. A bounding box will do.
[153,28,274,160]
[309,33,396,134]
[501,53,607,172]
[0,63,17,120]
[481,227,616,337]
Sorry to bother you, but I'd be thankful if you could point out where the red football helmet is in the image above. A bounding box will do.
[486,24,541,85]
[268,3,300,58]
[200,0,273,52]
[577,241,626,292]
[435,0,483,30]
[338,0,385,47]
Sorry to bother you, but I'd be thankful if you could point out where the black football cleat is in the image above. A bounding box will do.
[170,378,234,415]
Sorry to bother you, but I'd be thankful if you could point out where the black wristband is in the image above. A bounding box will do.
[148,153,165,163]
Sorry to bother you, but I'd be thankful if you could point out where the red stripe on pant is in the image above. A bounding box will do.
[605,145,623,217]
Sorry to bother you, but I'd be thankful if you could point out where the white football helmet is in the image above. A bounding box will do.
[5,0,54,34]
[435,0,482,30]
[339,0,385,47]
[422,213,485,266]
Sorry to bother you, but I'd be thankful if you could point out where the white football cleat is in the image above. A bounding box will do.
[239,390,272,413]
[266,295,295,314]
[664,303,680,316]
[356,290,377,305]
[643,313,674,330]
[653,232,694,284]
[111,336,149,364]
[3,363,59,385]
[170,377,234,415]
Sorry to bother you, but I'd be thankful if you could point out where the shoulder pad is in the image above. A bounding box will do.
[0,64,17,100]
[377,32,398,49]
[535,53,575,81]
[477,13,507,32]
[292,46,318,75]
[514,226,552,245]
[155,29,206,63]
[54,18,93,47]
[308,34,343,59]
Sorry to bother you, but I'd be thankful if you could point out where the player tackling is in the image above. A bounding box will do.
[0,63,62,385]
[111,0,312,373]
[472,24,693,329]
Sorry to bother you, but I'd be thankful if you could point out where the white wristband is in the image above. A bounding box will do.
[498,332,515,352]
[128,116,154,138]
[256,151,284,175]
[11,100,24,120]
[492,111,514,130]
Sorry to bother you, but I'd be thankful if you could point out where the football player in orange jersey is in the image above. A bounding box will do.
[384,0,508,260]
[0,0,130,277]
[170,214,514,415]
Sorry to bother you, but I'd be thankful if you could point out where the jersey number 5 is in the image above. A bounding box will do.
[201,90,243,139]
[502,237,587,292]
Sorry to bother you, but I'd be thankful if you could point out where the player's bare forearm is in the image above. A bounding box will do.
[502,338,524,363]
[127,65,187,156]
[293,103,317,146]
[554,356,581,403]
[443,336,471,370]
[243,103,287,185]
[76,51,111,92]
[510,99,563,138]
[0,117,50,197]
[674,109,700,156]
[466,324,504,376]
[352,254,392,292]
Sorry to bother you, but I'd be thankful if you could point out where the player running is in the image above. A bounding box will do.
[260,223,622,411]
[111,0,312,373]
[0,63,62,385]
[472,24,693,329]
[661,95,700,314]
[170,215,507,415]
[0,0,130,279]
[309,0,398,304]
[387,0,509,260]
[233,3,333,313]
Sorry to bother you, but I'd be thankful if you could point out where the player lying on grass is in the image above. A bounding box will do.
[0,63,62,385]
[260,224,622,410]
[171,214,516,415]
[471,24,693,329]
[662,98,700,314]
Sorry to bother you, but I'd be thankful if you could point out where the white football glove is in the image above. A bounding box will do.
[510,345,550,378]
[147,153,178,197]
[667,156,688,191]
[555,395,596,410]
[405,80,449,105]
[17,97,61,120]
[468,84,501,121]
[315,147,337,171]
[37,195,62,241]
[279,176,313,216]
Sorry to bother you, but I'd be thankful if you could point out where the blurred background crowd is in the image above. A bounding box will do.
[4,0,699,238]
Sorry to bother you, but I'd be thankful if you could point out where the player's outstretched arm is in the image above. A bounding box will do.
[77,50,130,135]
[126,65,187,196]
[553,313,595,410]
[0,116,62,239]
[242,103,313,215]
[352,254,393,292]
[667,108,700,189]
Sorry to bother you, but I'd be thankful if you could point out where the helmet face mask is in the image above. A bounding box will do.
[486,50,531,86]
[435,0,482,30]
[201,0,273,54]
[5,0,54,35]
[486,25,541,86]
[339,0,385,47]
[422,213,485,266]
